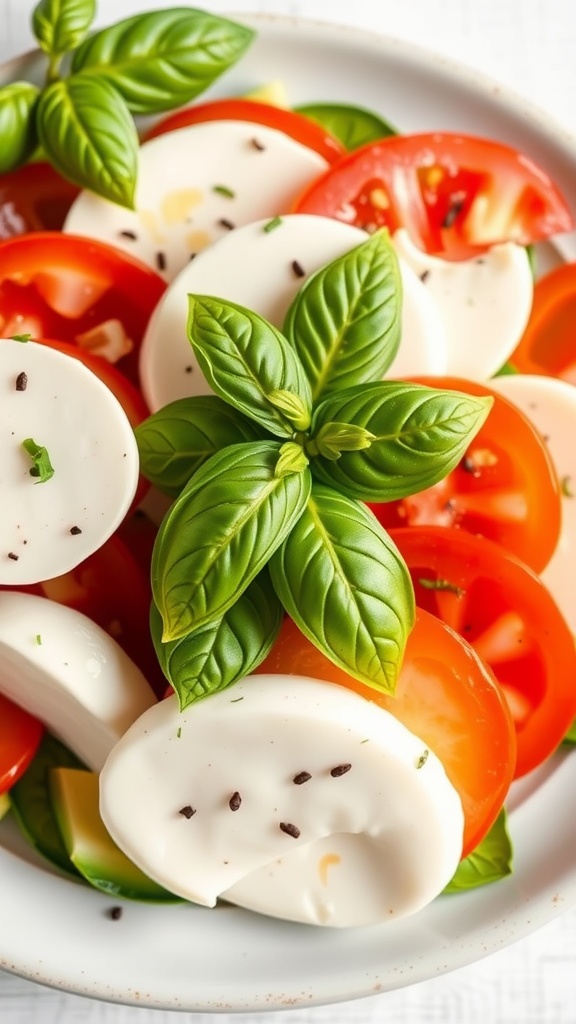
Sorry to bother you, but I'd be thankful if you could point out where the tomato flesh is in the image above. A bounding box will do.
[510,262,576,383]
[0,693,44,794]
[257,609,516,857]
[144,98,345,164]
[0,163,79,238]
[369,376,562,573]
[390,526,576,778]
[294,132,574,259]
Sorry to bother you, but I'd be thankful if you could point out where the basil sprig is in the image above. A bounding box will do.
[0,0,254,205]
[144,231,493,706]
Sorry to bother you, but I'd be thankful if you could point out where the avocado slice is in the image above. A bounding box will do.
[49,767,180,902]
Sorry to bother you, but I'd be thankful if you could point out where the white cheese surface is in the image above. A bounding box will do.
[63,121,330,283]
[99,675,464,928]
[138,213,447,412]
[0,338,139,584]
[0,591,156,771]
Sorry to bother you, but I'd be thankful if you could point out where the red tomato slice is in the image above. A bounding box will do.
[257,609,516,858]
[369,376,561,573]
[510,262,576,383]
[0,232,166,387]
[294,132,574,259]
[390,525,576,779]
[143,98,345,164]
[0,163,79,238]
[0,693,44,794]
[5,534,165,700]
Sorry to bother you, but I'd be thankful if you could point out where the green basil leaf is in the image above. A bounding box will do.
[36,75,138,207]
[269,483,414,695]
[444,810,513,893]
[0,83,40,174]
[134,395,266,498]
[152,440,311,641]
[150,571,283,710]
[188,295,313,438]
[32,0,96,57]
[310,381,493,501]
[283,231,402,402]
[562,718,576,745]
[294,102,397,149]
[71,8,255,115]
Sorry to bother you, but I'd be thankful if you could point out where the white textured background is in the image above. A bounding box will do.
[1,0,576,1021]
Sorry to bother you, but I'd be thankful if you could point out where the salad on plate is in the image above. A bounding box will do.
[1,0,576,996]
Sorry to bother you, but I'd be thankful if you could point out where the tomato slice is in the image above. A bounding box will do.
[5,534,165,700]
[369,376,561,573]
[257,609,516,858]
[510,262,576,383]
[143,98,345,163]
[389,525,576,779]
[294,132,574,259]
[0,693,44,794]
[0,232,166,387]
[0,163,79,238]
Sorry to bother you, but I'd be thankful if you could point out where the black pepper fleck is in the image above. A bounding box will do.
[229,791,242,811]
[219,218,235,230]
[293,771,312,785]
[156,251,167,272]
[179,805,196,819]
[251,137,265,151]
[119,230,138,240]
[69,525,82,535]
[279,821,301,838]
[441,195,465,229]
[107,906,123,920]
[7,552,19,561]
[330,763,352,777]
[15,371,28,391]
[291,259,305,278]
[419,270,430,283]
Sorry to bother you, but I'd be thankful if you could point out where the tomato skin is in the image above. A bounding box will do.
[510,262,576,383]
[257,609,516,858]
[143,98,345,163]
[0,231,166,387]
[294,132,574,259]
[0,163,79,238]
[389,525,576,779]
[0,693,44,794]
[369,376,561,574]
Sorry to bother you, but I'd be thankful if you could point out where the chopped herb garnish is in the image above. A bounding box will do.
[10,334,31,342]
[35,634,42,645]
[330,763,352,777]
[416,749,430,769]
[22,438,55,483]
[418,577,465,598]
[279,821,301,838]
[230,696,244,703]
[176,727,182,738]
[15,372,28,391]
[561,475,574,498]
[213,184,235,198]
[263,215,282,233]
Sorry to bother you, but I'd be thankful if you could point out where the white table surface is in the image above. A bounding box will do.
[1,0,576,1021]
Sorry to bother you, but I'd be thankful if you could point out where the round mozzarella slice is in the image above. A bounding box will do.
[0,591,156,771]
[393,229,534,379]
[489,373,576,634]
[63,121,330,284]
[139,213,447,412]
[0,337,139,584]
[99,675,464,928]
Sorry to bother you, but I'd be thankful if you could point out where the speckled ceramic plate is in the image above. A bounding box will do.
[1,9,576,1012]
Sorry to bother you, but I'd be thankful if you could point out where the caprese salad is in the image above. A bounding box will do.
[1,0,576,930]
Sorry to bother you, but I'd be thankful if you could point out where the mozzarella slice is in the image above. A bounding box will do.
[63,121,330,284]
[393,229,534,379]
[99,675,464,928]
[0,338,139,585]
[0,591,156,771]
[489,373,576,634]
[139,213,447,412]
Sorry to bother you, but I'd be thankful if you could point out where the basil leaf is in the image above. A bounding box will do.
[444,810,513,893]
[32,0,96,57]
[294,102,397,149]
[310,381,493,501]
[152,441,311,641]
[562,718,576,745]
[71,9,255,115]
[188,296,313,438]
[150,571,283,710]
[269,484,414,695]
[0,83,40,174]
[135,395,266,498]
[36,75,138,207]
[283,231,402,402]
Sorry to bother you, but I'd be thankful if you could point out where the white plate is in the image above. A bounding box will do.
[2,11,576,1013]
